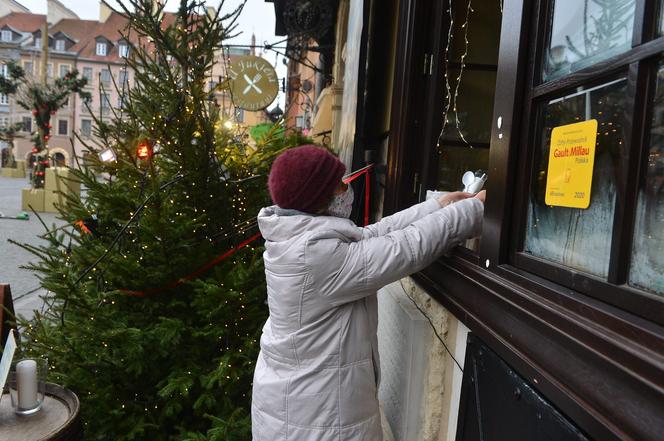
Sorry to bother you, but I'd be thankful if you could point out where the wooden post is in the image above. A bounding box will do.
[40,22,48,86]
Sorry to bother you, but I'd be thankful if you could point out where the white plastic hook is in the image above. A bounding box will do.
[462,170,487,193]
[462,171,475,189]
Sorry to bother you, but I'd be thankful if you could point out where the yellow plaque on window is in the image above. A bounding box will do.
[545,119,598,209]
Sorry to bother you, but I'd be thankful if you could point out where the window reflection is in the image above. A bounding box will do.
[543,0,635,82]
[524,79,627,277]
[629,65,664,295]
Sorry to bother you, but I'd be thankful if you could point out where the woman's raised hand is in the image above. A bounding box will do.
[437,191,475,208]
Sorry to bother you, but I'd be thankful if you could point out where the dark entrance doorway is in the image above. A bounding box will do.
[52,152,66,167]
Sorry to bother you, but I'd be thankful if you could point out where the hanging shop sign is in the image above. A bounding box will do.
[228,56,279,111]
[545,119,598,209]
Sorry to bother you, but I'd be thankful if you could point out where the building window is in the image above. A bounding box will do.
[0,94,8,105]
[59,64,70,78]
[82,67,93,81]
[47,63,53,78]
[96,42,107,56]
[100,69,111,84]
[0,64,7,78]
[1,30,12,42]
[524,79,627,278]
[119,44,129,58]
[57,119,68,136]
[80,119,92,137]
[295,115,304,128]
[629,62,664,294]
[543,1,636,82]
[34,37,41,47]
[101,94,111,110]
[0,117,8,127]
[118,70,128,85]
[24,61,33,75]
[483,0,664,320]
[55,39,65,51]
[22,117,32,133]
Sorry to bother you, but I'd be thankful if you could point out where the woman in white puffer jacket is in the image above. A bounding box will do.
[251,145,485,441]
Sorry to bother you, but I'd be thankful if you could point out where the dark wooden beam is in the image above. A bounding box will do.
[414,258,664,441]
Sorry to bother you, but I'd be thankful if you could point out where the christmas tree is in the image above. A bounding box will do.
[13,1,306,439]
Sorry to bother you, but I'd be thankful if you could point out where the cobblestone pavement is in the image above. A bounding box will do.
[0,176,65,320]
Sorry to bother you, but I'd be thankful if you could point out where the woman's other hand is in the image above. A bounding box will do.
[437,191,475,208]
[474,190,486,203]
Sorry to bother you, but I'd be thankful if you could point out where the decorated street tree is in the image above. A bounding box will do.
[0,61,90,187]
[12,1,307,439]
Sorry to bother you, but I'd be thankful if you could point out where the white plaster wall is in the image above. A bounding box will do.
[0,0,29,17]
[378,278,470,441]
[378,282,432,440]
[47,0,78,25]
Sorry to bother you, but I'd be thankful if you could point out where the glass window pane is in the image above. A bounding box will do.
[543,0,635,82]
[440,70,497,146]
[629,64,664,294]
[524,78,627,277]
[437,0,500,193]
[438,145,490,192]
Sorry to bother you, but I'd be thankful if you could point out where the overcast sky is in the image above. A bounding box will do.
[18,0,286,108]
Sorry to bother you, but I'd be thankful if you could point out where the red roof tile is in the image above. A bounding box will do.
[50,11,180,63]
[0,12,47,33]
[1,10,198,64]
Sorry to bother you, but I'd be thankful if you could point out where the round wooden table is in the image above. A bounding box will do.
[0,383,82,441]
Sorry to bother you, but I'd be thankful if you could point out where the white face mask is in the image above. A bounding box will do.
[327,185,354,218]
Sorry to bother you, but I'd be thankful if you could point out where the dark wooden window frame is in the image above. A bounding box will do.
[506,0,664,326]
[384,0,664,440]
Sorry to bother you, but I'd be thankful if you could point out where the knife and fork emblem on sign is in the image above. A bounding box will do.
[243,73,263,95]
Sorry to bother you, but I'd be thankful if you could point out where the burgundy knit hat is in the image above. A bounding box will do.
[268,145,346,213]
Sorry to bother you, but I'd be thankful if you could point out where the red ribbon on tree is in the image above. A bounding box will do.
[122,166,374,297]
[121,232,262,297]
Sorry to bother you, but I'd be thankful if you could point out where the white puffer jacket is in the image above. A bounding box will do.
[251,197,484,441]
